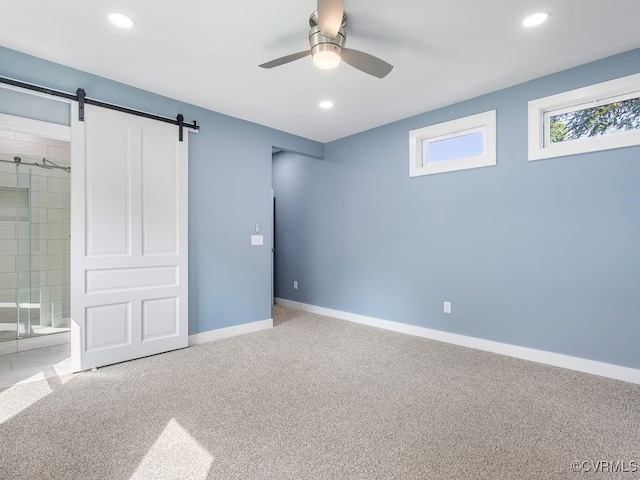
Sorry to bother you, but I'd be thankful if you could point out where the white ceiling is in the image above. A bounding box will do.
[1,1,640,143]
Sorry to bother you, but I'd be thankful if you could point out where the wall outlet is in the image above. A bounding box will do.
[444,301,451,314]
[293,281,298,290]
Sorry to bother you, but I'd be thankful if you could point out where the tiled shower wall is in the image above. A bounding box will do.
[0,130,70,341]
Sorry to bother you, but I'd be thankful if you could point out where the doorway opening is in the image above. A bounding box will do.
[0,128,71,355]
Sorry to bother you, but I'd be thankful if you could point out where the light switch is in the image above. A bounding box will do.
[251,235,264,246]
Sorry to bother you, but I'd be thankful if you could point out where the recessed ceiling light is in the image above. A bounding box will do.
[523,12,550,27]
[319,100,334,109]
[109,12,135,29]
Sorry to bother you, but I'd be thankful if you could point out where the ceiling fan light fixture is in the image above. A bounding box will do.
[312,49,342,70]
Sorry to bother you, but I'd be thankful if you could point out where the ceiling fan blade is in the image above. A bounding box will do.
[341,48,393,78]
[317,0,344,38]
[259,51,310,69]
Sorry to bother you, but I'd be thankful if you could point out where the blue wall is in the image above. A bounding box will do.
[0,46,323,335]
[273,48,640,369]
[3,45,639,369]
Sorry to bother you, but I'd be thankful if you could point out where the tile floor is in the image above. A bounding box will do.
[0,343,74,389]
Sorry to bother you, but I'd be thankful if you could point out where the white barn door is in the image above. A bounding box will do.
[70,104,188,372]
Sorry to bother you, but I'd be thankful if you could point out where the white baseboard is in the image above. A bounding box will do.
[188,318,273,346]
[275,298,640,385]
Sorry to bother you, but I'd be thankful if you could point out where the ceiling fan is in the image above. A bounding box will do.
[259,0,393,78]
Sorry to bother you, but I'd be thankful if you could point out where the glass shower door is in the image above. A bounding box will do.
[0,166,20,343]
[16,166,32,339]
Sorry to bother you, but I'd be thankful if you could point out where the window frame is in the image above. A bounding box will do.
[528,72,640,161]
[409,110,496,177]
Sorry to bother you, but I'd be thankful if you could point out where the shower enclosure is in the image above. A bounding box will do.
[0,129,71,354]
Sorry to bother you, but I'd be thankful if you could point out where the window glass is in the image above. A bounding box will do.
[550,96,640,143]
[425,131,484,164]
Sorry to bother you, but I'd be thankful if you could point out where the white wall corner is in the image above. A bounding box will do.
[188,318,273,346]
[274,298,640,385]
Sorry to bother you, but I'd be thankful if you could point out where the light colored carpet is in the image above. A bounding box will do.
[1,305,639,479]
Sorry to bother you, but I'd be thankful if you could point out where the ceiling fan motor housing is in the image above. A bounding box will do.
[308,11,347,57]
[309,25,346,57]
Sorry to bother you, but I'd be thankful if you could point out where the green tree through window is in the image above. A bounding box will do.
[550,97,640,143]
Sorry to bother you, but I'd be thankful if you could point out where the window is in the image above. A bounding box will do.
[528,72,640,161]
[409,110,496,177]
